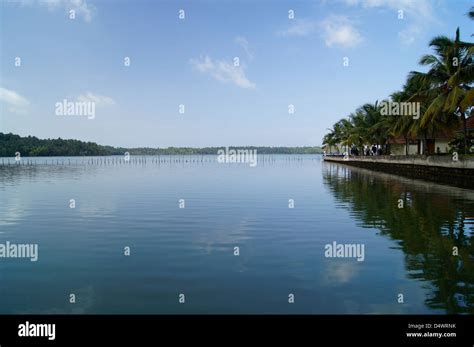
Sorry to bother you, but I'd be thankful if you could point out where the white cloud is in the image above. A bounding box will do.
[343,0,433,17]
[277,16,363,48]
[190,55,256,90]
[235,36,254,60]
[277,19,317,37]
[398,24,422,45]
[342,0,435,45]
[320,16,364,48]
[67,0,93,22]
[13,0,94,22]
[0,87,30,114]
[77,92,115,106]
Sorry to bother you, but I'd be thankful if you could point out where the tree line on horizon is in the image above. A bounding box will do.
[0,133,323,157]
[323,8,474,155]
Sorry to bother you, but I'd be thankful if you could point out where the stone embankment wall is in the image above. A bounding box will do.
[323,155,474,189]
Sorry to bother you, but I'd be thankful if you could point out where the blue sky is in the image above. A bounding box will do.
[1,0,473,147]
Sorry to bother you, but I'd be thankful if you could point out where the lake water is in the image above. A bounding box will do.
[0,155,473,314]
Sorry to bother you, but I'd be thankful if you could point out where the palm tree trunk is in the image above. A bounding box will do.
[462,111,468,155]
[405,135,409,156]
[421,131,427,155]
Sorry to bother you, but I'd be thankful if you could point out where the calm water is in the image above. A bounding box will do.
[0,155,473,314]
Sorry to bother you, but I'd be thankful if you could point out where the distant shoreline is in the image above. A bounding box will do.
[0,133,323,157]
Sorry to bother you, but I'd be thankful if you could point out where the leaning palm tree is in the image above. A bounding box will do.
[322,131,336,154]
[364,101,391,149]
[323,119,349,154]
[408,28,474,153]
[336,118,355,154]
[390,87,416,155]
[348,111,368,154]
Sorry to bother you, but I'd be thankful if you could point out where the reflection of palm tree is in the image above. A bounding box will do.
[322,164,474,313]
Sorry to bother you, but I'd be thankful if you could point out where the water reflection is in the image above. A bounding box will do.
[323,163,474,314]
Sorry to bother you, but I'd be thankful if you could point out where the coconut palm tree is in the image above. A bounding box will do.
[364,101,391,149]
[347,111,368,154]
[337,118,354,154]
[390,86,417,155]
[408,28,474,153]
[323,119,350,154]
[322,131,337,154]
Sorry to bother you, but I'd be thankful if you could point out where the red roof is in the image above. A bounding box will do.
[388,136,415,144]
[464,116,474,131]
[388,117,473,144]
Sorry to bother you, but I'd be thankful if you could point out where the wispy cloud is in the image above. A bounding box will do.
[398,24,422,45]
[342,0,436,45]
[77,92,115,106]
[343,0,433,17]
[320,16,364,48]
[277,19,317,37]
[235,36,254,60]
[277,16,363,48]
[0,87,30,114]
[190,55,256,90]
[14,0,94,22]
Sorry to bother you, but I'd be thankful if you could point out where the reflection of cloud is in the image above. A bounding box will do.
[0,196,27,227]
[322,261,360,284]
[197,217,253,252]
[78,200,117,217]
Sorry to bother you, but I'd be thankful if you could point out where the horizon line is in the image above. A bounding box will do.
[0,132,322,149]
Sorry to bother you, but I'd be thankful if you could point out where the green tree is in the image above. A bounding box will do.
[408,28,474,153]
